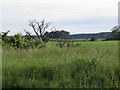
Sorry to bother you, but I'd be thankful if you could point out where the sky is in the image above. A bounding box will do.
[1,0,119,35]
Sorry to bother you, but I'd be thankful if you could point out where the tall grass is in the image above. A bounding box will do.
[2,41,119,88]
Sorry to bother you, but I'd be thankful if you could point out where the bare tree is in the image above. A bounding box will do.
[29,19,50,41]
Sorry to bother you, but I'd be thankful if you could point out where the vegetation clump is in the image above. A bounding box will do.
[90,37,97,41]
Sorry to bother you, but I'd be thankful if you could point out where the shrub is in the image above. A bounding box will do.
[90,37,97,41]
[56,39,80,48]
[10,33,26,48]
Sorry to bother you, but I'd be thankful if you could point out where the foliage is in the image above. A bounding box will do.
[90,37,97,41]
[1,29,71,49]
[24,30,45,49]
[1,20,52,49]
[10,33,26,48]
[111,26,120,40]
[48,30,70,39]
[1,31,44,49]
[56,39,81,48]
[42,31,50,43]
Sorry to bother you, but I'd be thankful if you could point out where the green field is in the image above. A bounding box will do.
[2,41,119,88]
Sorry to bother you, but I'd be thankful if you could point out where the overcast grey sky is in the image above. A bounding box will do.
[1,0,119,35]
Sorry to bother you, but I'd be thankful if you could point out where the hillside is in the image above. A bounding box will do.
[70,32,111,39]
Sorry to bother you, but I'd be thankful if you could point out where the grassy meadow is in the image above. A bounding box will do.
[2,40,119,88]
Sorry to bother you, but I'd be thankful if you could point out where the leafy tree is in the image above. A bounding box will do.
[111,26,120,40]
[60,30,70,39]
[48,30,70,39]
[90,37,97,41]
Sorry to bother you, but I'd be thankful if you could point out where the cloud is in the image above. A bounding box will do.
[2,0,118,21]
[51,16,117,34]
[1,0,119,34]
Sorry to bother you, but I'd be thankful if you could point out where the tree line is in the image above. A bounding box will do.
[1,19,120,49]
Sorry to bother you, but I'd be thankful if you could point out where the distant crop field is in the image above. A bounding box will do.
[2,41,119,88]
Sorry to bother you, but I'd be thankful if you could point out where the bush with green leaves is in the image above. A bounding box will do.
[90,37,97,41]
[10,33,26,48]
